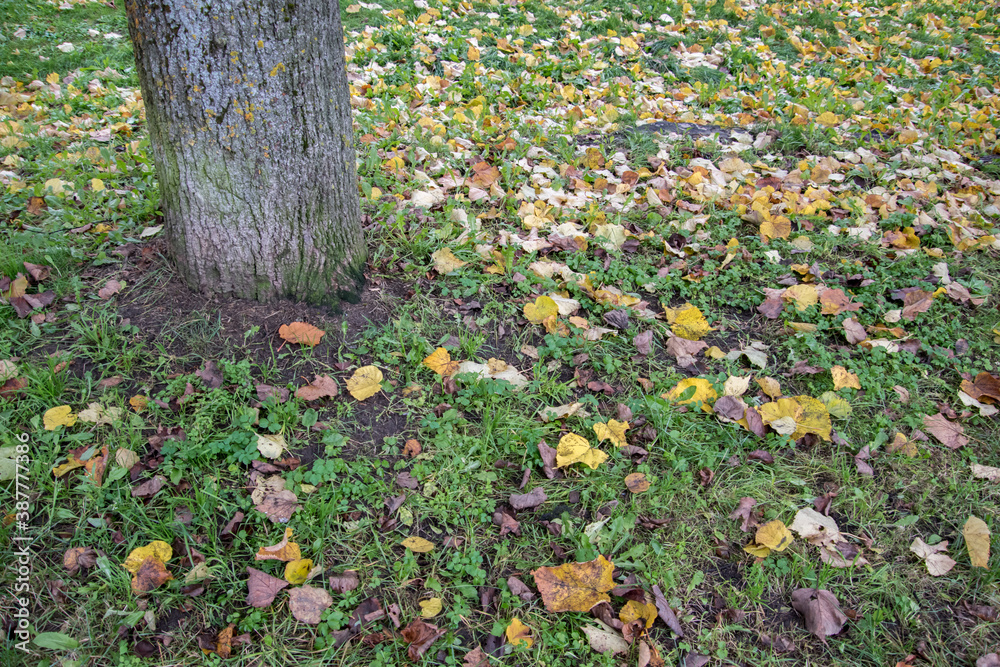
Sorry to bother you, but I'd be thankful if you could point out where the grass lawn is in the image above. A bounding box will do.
[2,0,1000,665]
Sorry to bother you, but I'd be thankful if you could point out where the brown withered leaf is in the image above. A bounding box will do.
[295,374,339,401]
[625,472,650,494]
[729,497,758,532]
[63,546,97,575]
[132,557,173,594]
[507,575,535,602]
[962,372,1000,404]
[289,585,333,624]
[195,360,223,389]
[923,413,967,449]
[464,646,489,667]
[843,318,867,344]
[652,584,684,637]
[255,528,301,562]
[246,567,289,608]
[401,618,446,661]
[901,290,933,321]
[329,570,360,594]
[791,588,847,640]
[510,487,547,510]
[131,475,166,498]
[255,489,300,523]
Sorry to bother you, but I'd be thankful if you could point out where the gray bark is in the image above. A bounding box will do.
[126,0,365,308]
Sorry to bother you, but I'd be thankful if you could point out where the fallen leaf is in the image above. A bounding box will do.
[402,536,435,553]
[652,584,684,637]
[131,475,166,498]
[791,588,847,639]
[255,528,302,562]
[510,487,547,510]
[98,279,122,299]
[625,472,650,494]
[295,375,338,400]
[963,516,990,568]
[663,378,717,413]
[729,497,758,532]
[910,537,957,576]
[971,465,1000,482]
[532,555,614,612]
[593,419,629,447]
[464,646,489,667]
[43,405,77,430]
[256,433,287,459]
[122,541,172,574]
[284,558,313,585]
[789,508,842,548]
[843,318,867,344]
[432,248,467,274]
[831,366,861,390]
[423,347,460,376]
[246,567,289,608]
[506,617,534,647]
[402,618,447,659]
[756,520,793,552]
[420,597,443,618]
[633,330,654,355]
[346,366,383,401]
[581,623,629,654]
[255,489,300,523]
[555,433,608,469]
[329,570,360,594]
[524,295,559,324]
[289,585,332,624]
[664,303,713,340]
[923,413,967,449]
[131,556,173,594]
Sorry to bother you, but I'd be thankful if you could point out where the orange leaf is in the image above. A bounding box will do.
[279,322,326,346]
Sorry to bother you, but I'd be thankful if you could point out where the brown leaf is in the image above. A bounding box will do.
[652,584,684,637]
[98,279,123,300]
[962,372,1000,404]
[402,439,422,458]
[537,439,561,479]
[666,335,708,369]
[748,450,774,464]
[131,556,173,594]
[131,475,166,498]
[329,570,360,594]
[532,555,614,613]
[685,652,710,667]
[396,471,420,490]
[214,624,235,659]
[757,297,784,319]
[729,497,758,532]
[791,588,847,639]
[506,575,535,602]
[220,511,244,538]
[843,318,867,344]
[633,330,654,356]
[510,487,547,510]
[255,489,300,523]
[256,383,289,403]
[901,290,933,320]
[63,546,97,575]
[713,395,747,421]
[923,413,967,449]
[289,585,333,624]
[464,646,489,667]
[854,445,874,476]
[331,598,385,646]
[195,360,223,389]
[295,374,339,401]
[625,472,650,494]
[279,322,326,346]
[401,618,446,661]
[245,567,288,607]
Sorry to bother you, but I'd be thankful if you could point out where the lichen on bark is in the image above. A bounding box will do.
[126,0,366,309]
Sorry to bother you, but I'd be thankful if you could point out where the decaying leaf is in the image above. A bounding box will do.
[131,556,173,594]
[625,472,650,494]
[505,617,534,647]
[910,537,957,576]
[295,375,339,401]
[284,558,313,585]
[791,588,847,639]
[423,347,460,376]
[754,520,794,554]
[922,413,967,449]
[432,247,467,274]
[401,536,435,553]
[524,295,559,324]
[664,303,713,340]
[246,567,289,608]
[831,366,861,390]
[532,555,615,612]
[663,378,717,413]
[289,585,333,624]
[122,541,172,574]
[255,528,302,562]
[581,622,629,654]
[593,419,629,447]
[255,488,300,523]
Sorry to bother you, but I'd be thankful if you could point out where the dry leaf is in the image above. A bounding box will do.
[289,585,332,624]
[555,432,608,469]
[625,472,650,494]
[664,303,713,340]
[122,541,172,573]
[278,322,325,346]
[831,365,861,390]
[295,375,338,401]
[593,419,629,447]
[246,567,289,608]
[910,537,956,576]
[284,558,313,585]
[506,617,534,647]
[432,248,467,274]
[255,489,300,523]
[663,378,717,413]
[419,597,443,618]
[532,555,614,612]
[402,536,435,553]
[131,556,173,594]
[581,623,629,654]
[756,520,793,552]
[255,528,302,562]
[524,295,559,324]
[922,413,967,449]
[44,405,77,430]
[402,618,447,659]
[791,588,847,639]
[423,348,460,376]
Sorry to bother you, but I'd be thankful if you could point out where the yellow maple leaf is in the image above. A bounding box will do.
[816,111,840,127]
[467,45,480,61]
[284,559,313,585]
[831,365,861,390]
[663,378,717,413]
[431,248,466,274]
[760,396,831,441]
[760,217,791,241]
[664,303,713,341]
[782,284,818,311]
[619,600,657,628]
[423,348,459,376]
[555,433,607,469]
[593,419,629,447]
[43,405,77,431]
[122,540,173,574]
[531,555,614,613]
[346,366,383,401]
[523,295,559,324]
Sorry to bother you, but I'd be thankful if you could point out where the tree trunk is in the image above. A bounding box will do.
[125,0,365,308]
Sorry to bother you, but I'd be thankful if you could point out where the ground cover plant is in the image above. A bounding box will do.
[1,0,1000,665]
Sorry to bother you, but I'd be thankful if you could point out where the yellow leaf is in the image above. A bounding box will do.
[582,146,603,168]
[423,348,459,376]
[831,365,861,390]
[91,178,105,192]
[818,391,852,420]
[760,396,831,441]
[346,4,361,12]
[756,520,793,551]
[555,433,608,469]
[346,366,383,401]
[531,555,614,612]
[744,542,771,558]
[122,541,173,574]
[592,419,629,447]
[506,617,533,647]
[899,129,919,144]
[816,111,840,127]
[467,45,480,61]
[419,597,443,618]
[255,528,302,562]
[284,559,313,585]
[757,376,782,399]
[664,303,713,341]
[523,295,559,324]
[383,156,405,172]
[760,217,791,241]
[401,536,435,553]
[619,600,657,628]
[663,378,717,413]
[431,248,466,274]
[783,284,818,311]
[46,72,60,85]
[129,395,148,413]
[624,472,650,494]
[963,516,990,568]
[44,405,77,430]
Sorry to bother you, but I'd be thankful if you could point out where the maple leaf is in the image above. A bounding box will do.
[593,419,629,447]
[555,433,607,469]
[532,555,615,612]
[278,322,325,346]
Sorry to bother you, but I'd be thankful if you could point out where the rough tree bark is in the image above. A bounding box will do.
[125,0,365,307]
